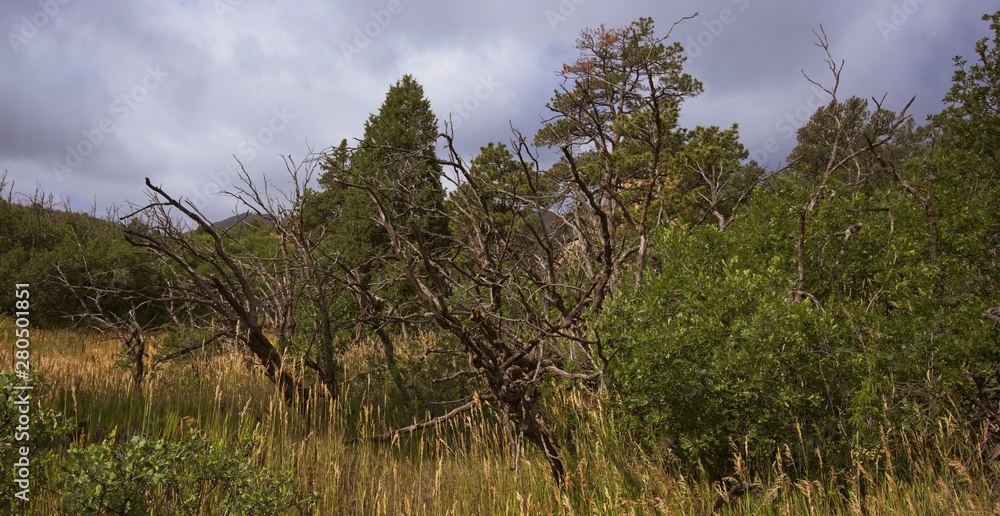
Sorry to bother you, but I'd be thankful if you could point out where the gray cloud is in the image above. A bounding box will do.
[0,0,991,220]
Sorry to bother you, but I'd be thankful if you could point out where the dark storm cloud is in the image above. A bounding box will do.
[0,0,992,220]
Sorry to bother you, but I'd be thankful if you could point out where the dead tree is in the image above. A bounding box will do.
[338,142,548,484]
[54,257,155,388]
[868,133,943,294]
[119,148,425,409]
[50,207,169,388]
[221,155,362,399]
[336,121,656,484]
[120,173,319,409]
[338,16,704,486]
[789,26,914,302]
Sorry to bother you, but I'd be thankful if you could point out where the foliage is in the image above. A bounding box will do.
[0,370,75,513]
[603,10,1000,479]
[0,196,163,328]
[311,74,449,261]
[669,124,766,230]
[940,10,1000,161]
[604,225,834,474]
[300,75,453,397]
[57,429,312,515]
[933,10,1000,300]
[605,178,997,476]
[534,17,704,280]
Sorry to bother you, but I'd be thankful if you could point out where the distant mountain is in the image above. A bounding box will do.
[211,212,271,230]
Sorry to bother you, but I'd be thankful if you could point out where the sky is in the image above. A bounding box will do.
[0,0,992,221]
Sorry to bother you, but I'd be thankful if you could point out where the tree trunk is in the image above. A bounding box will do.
[128,327,146,389]
[927,204,942,295]
[494,371,566,485]
[246,326,312,408]
[520,401,566,485]
[794,210,807,300]
[375,325,410,401]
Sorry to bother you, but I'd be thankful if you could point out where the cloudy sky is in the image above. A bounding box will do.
[1,0,992,220]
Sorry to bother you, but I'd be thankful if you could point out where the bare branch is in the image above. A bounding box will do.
[350,398,480,443]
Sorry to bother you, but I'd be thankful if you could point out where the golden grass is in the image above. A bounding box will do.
[2,316,998,514]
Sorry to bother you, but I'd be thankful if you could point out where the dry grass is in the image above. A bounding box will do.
[2,317,997,514]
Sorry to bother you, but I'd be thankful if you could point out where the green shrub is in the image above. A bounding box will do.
[603,226,847,476]
[57,429,313,515]
[603,181,999,479]
[1,370,74,513]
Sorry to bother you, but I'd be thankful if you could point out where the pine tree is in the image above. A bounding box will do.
[351,74,449,243]
[314,75,449,257]
[307,75,450,379]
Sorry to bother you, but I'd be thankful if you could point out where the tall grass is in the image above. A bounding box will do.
[2,316,997,514]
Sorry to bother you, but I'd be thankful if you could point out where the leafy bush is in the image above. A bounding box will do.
[603,226,848,476]
[603,175,999,479]
[0,198,167,328]
[57,429,313,515]
[0,370,74,513]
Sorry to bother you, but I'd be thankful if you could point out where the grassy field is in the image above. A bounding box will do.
[2,317,998,514]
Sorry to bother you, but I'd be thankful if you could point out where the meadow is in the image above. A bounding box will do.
[3,316,997,515]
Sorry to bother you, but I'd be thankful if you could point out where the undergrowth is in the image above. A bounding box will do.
[1,317,997,514]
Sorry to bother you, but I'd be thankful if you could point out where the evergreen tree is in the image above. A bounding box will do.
[313,74,449,263]
[305,75,450,382]
[352,74,449,244]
